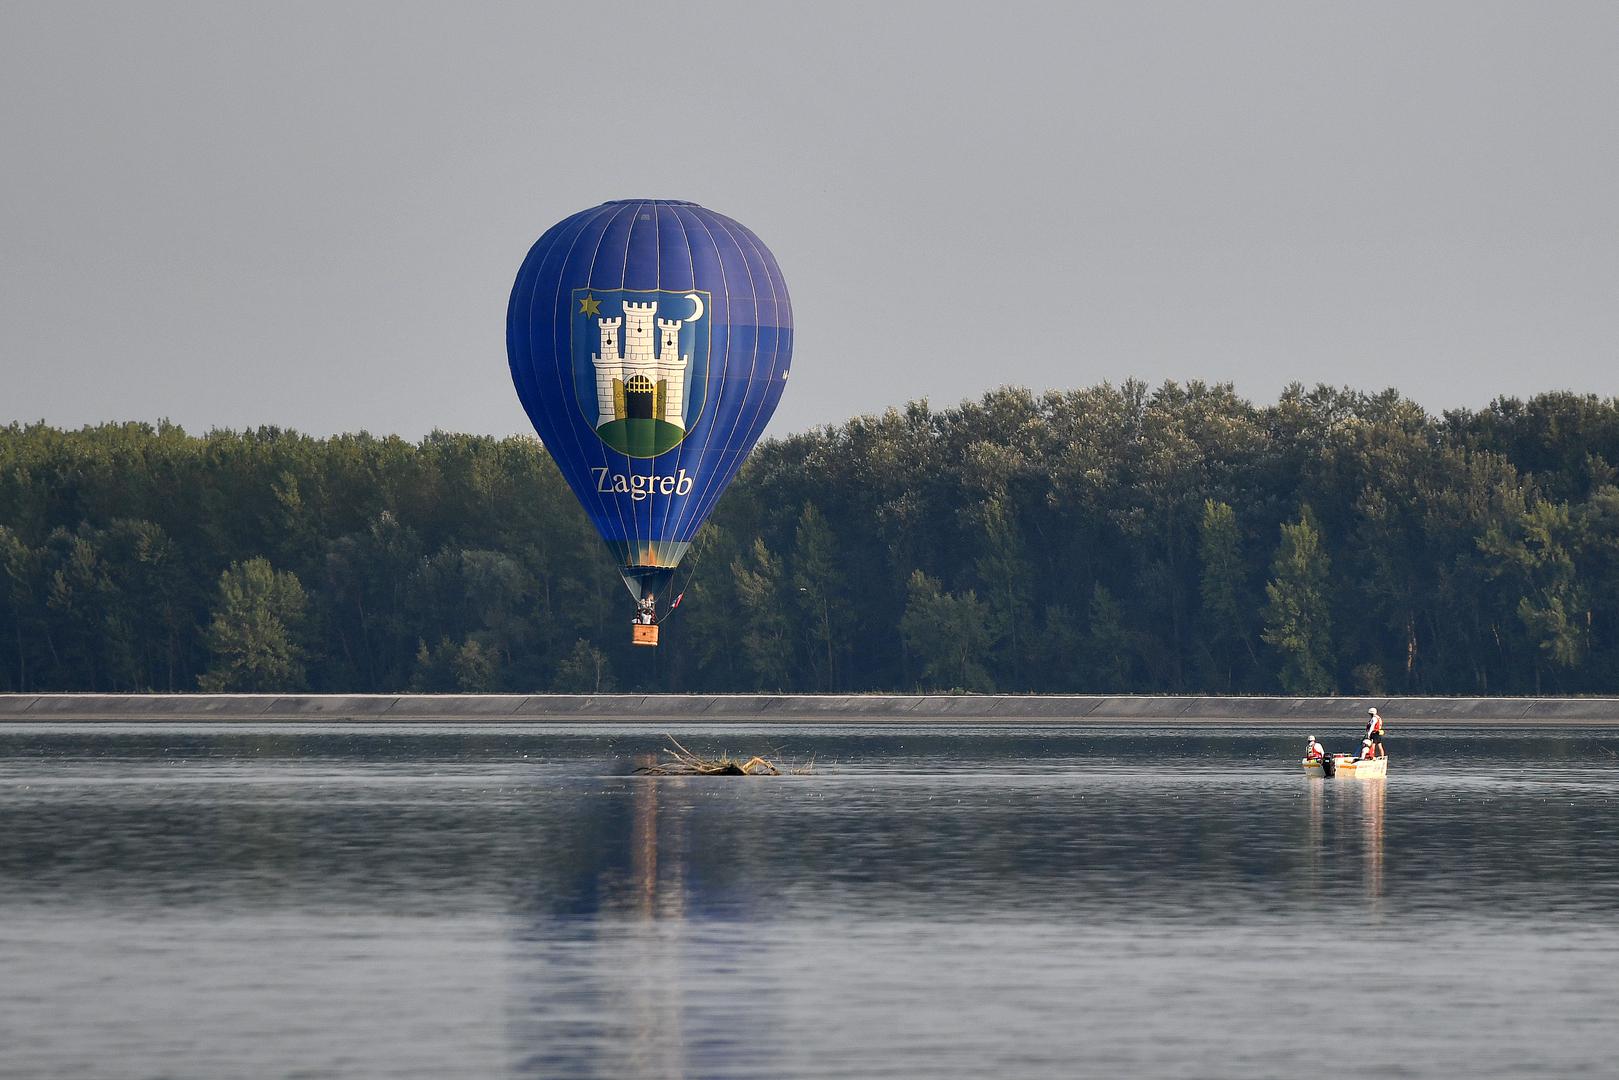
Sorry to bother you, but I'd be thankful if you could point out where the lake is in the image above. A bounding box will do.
[1,722,1616,1079]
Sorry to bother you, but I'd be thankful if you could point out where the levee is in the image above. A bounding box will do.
[0,694,1615,723]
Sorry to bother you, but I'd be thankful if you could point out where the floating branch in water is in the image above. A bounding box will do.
[634,735,812,776]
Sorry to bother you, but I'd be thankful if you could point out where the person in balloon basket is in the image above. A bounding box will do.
[1365,707,1387,758]
[635,594,657,625]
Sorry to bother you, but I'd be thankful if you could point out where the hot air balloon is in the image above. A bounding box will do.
[507,200,792,646]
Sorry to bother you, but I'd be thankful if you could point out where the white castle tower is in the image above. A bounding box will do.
[591,300,689,429]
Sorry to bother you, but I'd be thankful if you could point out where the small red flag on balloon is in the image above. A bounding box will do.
[671,593,684,611]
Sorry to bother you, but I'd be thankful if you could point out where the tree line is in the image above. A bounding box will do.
[3,381,1617,696]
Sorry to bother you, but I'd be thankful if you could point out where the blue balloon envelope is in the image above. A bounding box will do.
[507,200,792,610]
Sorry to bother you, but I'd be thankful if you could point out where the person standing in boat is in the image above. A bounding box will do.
[1365,708,1387,758]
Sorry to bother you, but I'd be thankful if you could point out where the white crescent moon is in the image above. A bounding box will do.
[684,292,704,323]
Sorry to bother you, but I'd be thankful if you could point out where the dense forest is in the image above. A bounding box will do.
[3,381,1618,696]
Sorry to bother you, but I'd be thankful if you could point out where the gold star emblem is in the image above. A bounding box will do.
[578,294,602,317]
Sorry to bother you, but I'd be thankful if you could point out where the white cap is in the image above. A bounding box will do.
[1368,708,1378,715]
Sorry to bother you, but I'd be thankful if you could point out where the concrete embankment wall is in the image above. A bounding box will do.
[0,694,1615,723]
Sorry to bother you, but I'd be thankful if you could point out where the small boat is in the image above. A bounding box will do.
[1302,754,1387,779]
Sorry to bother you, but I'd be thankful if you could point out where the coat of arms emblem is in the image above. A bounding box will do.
[571,288,710,457]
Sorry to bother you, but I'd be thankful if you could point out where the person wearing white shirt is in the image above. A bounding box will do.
[1365,708,1387,758]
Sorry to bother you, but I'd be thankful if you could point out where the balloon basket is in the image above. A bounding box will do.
[631,624,660,647]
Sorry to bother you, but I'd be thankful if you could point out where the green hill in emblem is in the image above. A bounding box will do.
[596,418,687,457]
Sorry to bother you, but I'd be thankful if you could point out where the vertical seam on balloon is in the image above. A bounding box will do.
[680,210,766,546]
[507,235,546,428]
[548,202,626,554]
[510,220,578,423]
[683,212,763,548]
[656,204,701,558]
[543,202,633,566]
[661,205,725,550]
[516,206,609,518]
[718,221,788,522]
[649,200,679,555]
[592,200,642,562]
[639,201,660,574]
[665,205,741,552]
[622,200,652,574]
[690,221,788,578]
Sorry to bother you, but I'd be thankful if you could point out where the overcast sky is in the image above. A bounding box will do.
[3,1,1615,440]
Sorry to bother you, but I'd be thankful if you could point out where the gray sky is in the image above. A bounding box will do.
[3,1,1615,440]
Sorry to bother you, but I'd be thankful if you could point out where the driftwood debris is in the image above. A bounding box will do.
[634,735,809,776]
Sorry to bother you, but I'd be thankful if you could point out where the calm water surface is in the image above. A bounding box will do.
[1,722,1616,1079]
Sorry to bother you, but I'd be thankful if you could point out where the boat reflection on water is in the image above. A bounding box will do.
[1362,778,1385,903]
[1304,772,1385,906]
[1307,772,1324,892]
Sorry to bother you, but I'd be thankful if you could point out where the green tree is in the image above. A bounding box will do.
[900,570,993,692]
[42,526,117,690]
[408,638,454,692]
[321,511,424,691]
[1479,498,1589,691]
[791,504,847,691]
[0,526,43,691]
[97,519,192,691]
[1262,510,1335,694]
[553,638,615,692]
[660,525,743,689]
[972,493,1032,689]
[407,636,503,693]
[1196,499,1254,690]
[1576,485,1619,679]
[451,638,496,692]
[1085,583,1134,691]
[405,548,533,690]
[198,557,309,691]
[733,540,792,689]
[1027,604,1086,691]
